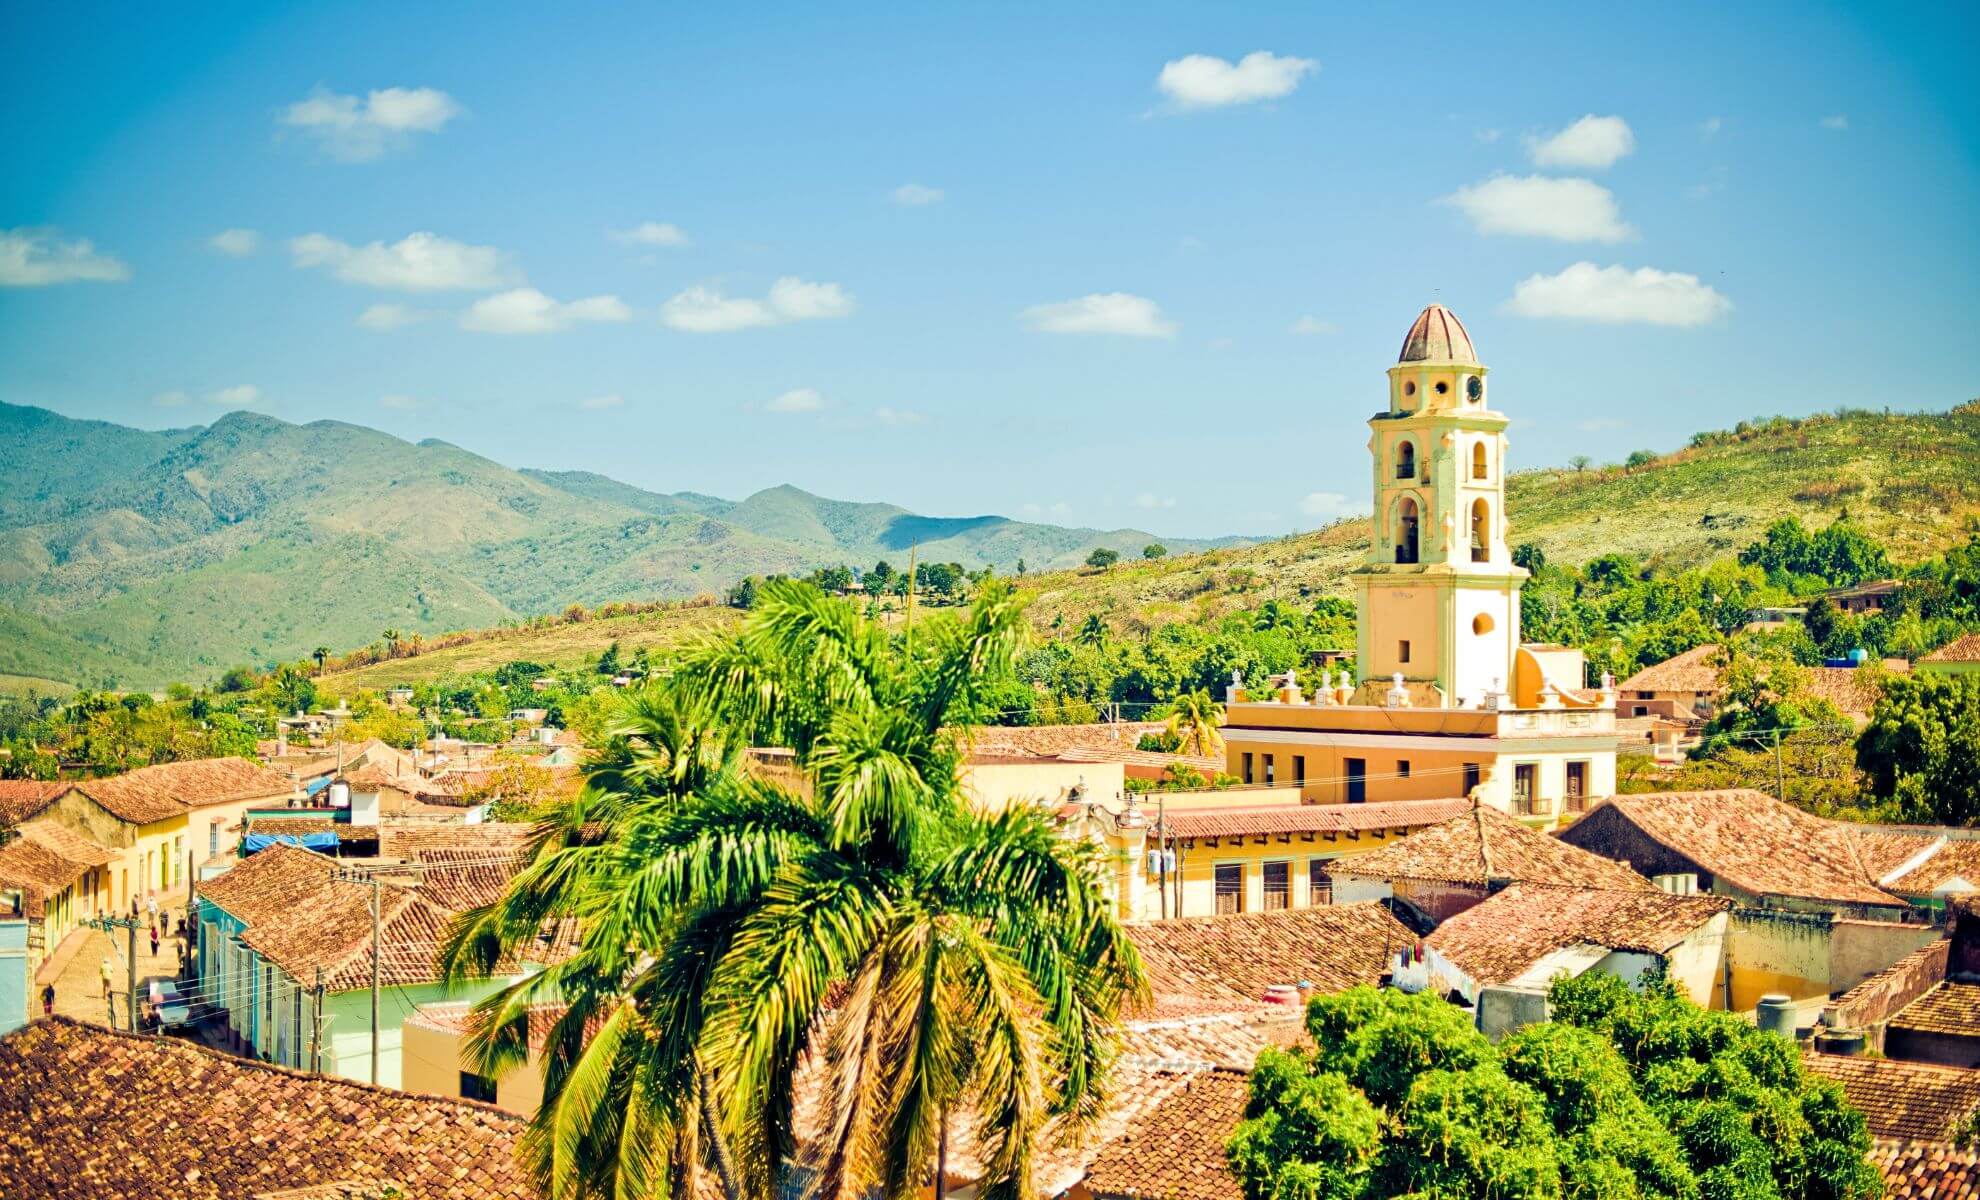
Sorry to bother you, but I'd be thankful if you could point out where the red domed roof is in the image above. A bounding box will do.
[1397,303,1478,364]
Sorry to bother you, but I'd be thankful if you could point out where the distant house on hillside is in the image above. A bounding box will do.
[1919,634,1980,679]
[1617,642,1903,726]
[1824,579,1903,615]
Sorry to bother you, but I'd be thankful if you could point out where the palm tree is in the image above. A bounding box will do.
[1164,689,1225,757]
[312,646,330,676]
[1253,600,1295,633]
[382,628,403,658]
[1075,613,1109,651]
[443,579,1144,1200]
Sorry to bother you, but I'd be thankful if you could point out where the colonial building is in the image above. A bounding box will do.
[1218,305,1620,824]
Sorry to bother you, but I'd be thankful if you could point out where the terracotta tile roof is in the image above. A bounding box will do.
[1871,1140,1980,1199]
[16,819,115,867]
[1923,634,1980,664]
[245,816,377,843]
[1078,1066,1249,1200]
[75,757,297,825]
[1129,902,1414,1014]
[1881,838,1980,897]
[1577,789,1906,907]
[196,844,458,991]
[0,836,97,916]
[1617,643,1721,694]
[1426,884,1732,987]
[1159,797,1471,840]
[1327,805,1655,891]
[1829,940,1950,1031]
[0,779,70,826]
[1120,1010,1305,1071]
[1053,745,1227,775]
[965,722,1168,757]
[0,1016,532,1199]
[1807,666,1892,717]
[1890,981,1980,1039]
[377,821,538,862]
[1803,1052,1980,1142]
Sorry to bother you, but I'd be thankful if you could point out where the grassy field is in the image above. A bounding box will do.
[1014,405,1980,635]
[320,604,741,689]
[0,673,76,699]
[290,405,1980,690]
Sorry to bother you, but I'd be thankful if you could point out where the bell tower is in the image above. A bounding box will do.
[1351,304,1525,709]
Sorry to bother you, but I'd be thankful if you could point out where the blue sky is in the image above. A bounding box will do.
[3,1,1976,538]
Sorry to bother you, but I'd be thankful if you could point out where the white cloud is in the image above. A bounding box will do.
[767,277,854,320]
[356,303,431,331]
[151,390,190,407]
[660,277,854,333]
[1134,493,1177,510]
[579,394,624,410]
[0,228,130,287]
[873,406,925,426]
[380,394,422,411]
[280,86,462,162]
[1700,116,1723,139]
[1299,491,1350,517]
[1527,115,1635,169]
[767,388,826,414]
[460,288,631,335]
[1475,128,1502,144]
[1506,262,1732,327]
[1291,315,1339,335]
[291,231,517,292]
[1442,175,1633,243]
[891,183,945,206]
[211,384,262,407]
[1821,114,1849,131]
[1021,501,1073,519]
[208,228,261,257]
[1157,51,1315,109]
[1021,292,1177,339]
[611,221,689,247]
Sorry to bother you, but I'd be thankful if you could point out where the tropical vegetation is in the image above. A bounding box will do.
[438,580,1147,1200]
[1229,972,1880,1200]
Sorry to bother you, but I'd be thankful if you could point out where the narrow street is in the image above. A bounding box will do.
[39,902,196,1033]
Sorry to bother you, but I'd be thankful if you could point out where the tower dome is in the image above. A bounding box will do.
[1397,303,1477,364]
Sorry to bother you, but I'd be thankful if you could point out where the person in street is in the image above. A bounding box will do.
[145,894,158,924]
[149,923,160,956]
[41,983,54,1016]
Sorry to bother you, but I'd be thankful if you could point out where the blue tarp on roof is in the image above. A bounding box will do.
[303,775,331,796]
[242,832,339,854]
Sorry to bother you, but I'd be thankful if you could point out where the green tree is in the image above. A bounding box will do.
[1086,547,1120,570]
[312,646,330,676]
[1076,614,1110,651]
[1568,454,1592,473]
[1231,977,1878,1200]
[442,580,1145,1200]
[1625,449,1657,469]
[1164,689,1225,757]
[1143,543,1168,560]
[1512,542,1547,573]
[1857,672,1980,825]
[382,628,403,657]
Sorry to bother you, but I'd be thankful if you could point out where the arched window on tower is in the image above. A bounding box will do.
[1395,440,1417,480]
[1396,498,1420,564]
[1470,498,1490,563]
[1471,440,1488,481]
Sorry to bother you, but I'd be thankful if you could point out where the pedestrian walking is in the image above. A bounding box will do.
[41,983,54,1017]
[149,923,160,956]
[100,956,114,998]
[145,894,158,924]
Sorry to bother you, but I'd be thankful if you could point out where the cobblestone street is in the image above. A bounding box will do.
[39,902,194,1031]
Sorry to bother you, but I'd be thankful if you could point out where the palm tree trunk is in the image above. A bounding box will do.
[697,1061,744,1200]
[935,1108,949,1200]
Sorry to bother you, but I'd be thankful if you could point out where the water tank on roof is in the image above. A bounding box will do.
[1755,994,1796,1038]
[328,782,350,809]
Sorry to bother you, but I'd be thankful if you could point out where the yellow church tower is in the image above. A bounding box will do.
[1351,303,1522,709]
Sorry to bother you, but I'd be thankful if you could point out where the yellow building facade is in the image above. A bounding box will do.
[1219,305,1620,825]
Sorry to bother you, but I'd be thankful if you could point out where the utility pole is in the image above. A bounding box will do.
[1772,729,1785,800]
[904,544,918,656]
[369,873,381,1085]
[87,915,142,1030]
[309,967,324,1074]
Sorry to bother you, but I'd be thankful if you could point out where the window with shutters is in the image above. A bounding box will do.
[1214,864,1244,915]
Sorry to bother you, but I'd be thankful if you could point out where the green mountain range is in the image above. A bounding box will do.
[0,402,1234,689]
